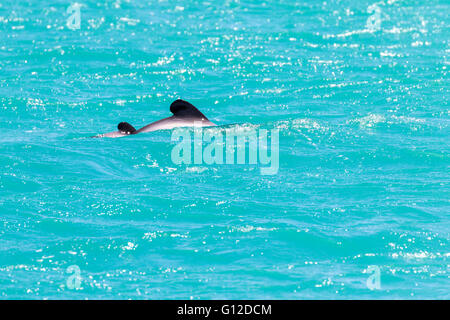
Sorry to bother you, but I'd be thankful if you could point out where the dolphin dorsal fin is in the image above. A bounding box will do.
[170,99,209,120]
[118,122,137,134]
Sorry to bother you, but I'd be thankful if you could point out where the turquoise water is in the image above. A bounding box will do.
[0,0,449,299]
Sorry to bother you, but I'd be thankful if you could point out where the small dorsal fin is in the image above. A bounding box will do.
[170,99,209,120]
[118,122,136,134]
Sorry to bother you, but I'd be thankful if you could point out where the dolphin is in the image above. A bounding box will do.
[93,99,217,138]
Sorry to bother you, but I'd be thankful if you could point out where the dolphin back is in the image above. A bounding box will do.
[92,99,215,138]
[170,99,209,120]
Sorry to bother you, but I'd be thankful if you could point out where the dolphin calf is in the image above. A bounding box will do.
[93,99,216,138]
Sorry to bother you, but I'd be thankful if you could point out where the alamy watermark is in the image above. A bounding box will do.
[365,265,381,290]
[171,123,279,175]
[66,265,82,290]
[66,3,82,30]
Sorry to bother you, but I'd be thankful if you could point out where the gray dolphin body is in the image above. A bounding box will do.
[93,99,216,138]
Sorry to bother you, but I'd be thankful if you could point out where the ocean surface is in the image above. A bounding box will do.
[0,0,449,299]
